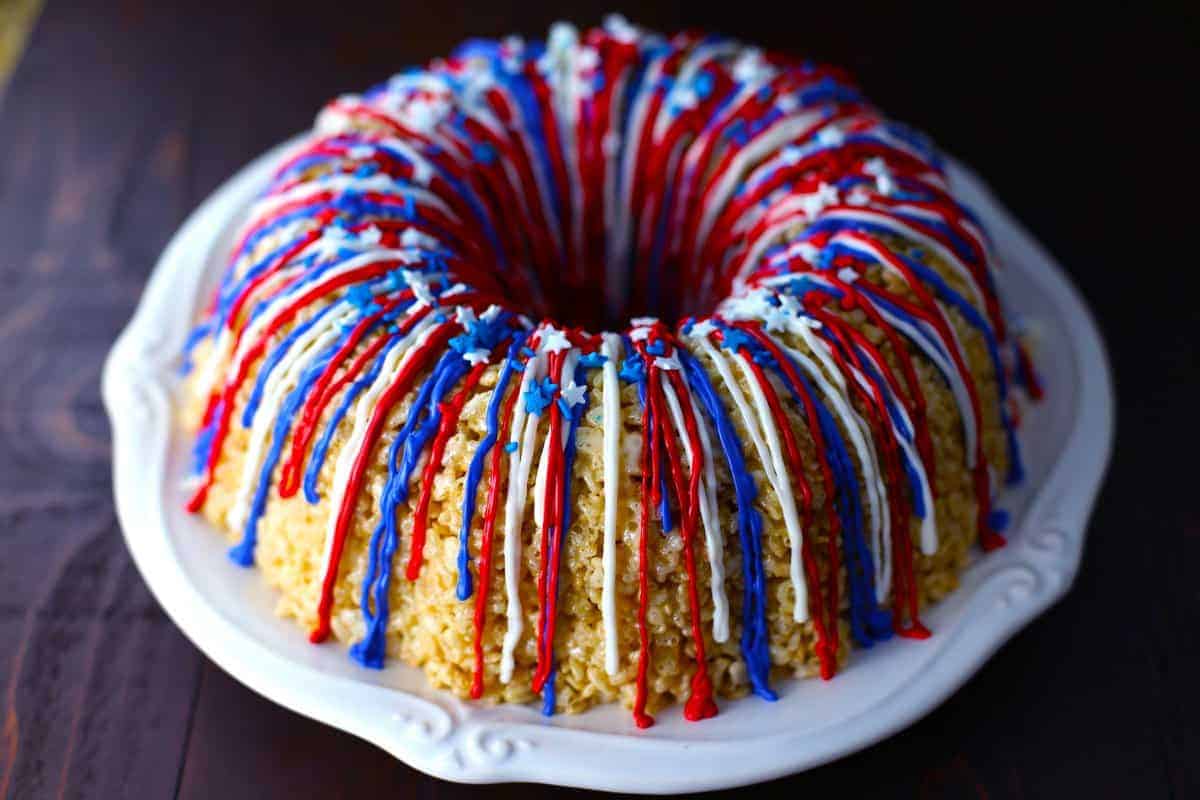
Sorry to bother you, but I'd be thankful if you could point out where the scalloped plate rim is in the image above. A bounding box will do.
[102,137,1113,793]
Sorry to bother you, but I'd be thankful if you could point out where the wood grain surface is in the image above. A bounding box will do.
[0,1,1196,797]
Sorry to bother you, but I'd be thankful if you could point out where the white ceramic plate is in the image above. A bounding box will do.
[103,139,1113,794]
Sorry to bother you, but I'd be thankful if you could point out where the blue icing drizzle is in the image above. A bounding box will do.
[352,349,471,668]
[824,236,1023,485]
[455,333,526,600]
[190,411,219,477]
[180,320,214,376]
[242,302,339,428]
[854,348,927,520]
[395,353,471,500]
[678,349,775,700]
[763,344,893,645]
[230,329,346,565]
[540,357,589,716]
[302,329,403,504]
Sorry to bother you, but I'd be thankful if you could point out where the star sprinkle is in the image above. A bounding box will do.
[402,270,437,307]
[629,327,652,342]
[732,48,771,84]
[560,380,587,407]
[455,305,478,327]
[524,377,558,415]
[778,145,805,166]
[358,225,382,246]
[795,240,822,264]
[603,13,638,43]
[800,182,839,218]
[862,157,896,196]
[540,327,571,354]
[816,126,845,147]
[462,348,491,366]
[578,351,608,369]
[654,355,682,371]
[400,227,439,251]
[759,302,790,332]
[618,353,646,383]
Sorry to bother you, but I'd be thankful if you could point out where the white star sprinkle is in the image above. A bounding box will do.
[540,327,571,353]
[862,157,887,176]
[603,14,639,43]
[837,267,859,284]
[760,305,790,332]
[779,145,805,166]
[846,188,872,206]
[560,380,587,406]
[463,348,490,366]
[400,227,438,250]
[311,232,347,261]
[455,305,477,326]
[816,126,845,146]
[403,97,450,133]
[795,241,821,263]
[358,225,382,246]
[673,86,700,111]
[876,172,896,196]
[577,46,599,72]
[402,270,436,307]
[861,157,896,195]
[800,182,839,218]
[653,355,680,371]
[778,293,803,317]
[732,48,772,84]
[602,131,621,157]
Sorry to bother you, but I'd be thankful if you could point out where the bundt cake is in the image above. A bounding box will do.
[180,17,1041,727]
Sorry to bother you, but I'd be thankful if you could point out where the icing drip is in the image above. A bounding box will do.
[599,332,624,674]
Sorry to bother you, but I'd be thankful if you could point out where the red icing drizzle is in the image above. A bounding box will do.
[469,373,522,699]
[406,359,491,581]
[310,321,457,643]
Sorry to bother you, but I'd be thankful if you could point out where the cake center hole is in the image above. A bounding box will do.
[529,259,706,332]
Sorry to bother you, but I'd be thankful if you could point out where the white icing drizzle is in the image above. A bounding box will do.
[694,110,827,264]
[532,346,578,528]
[659,366,730,642]
[690,333,809,622]
[226,303,353,535]
[781,316,893,601]
[197,248,424,411]
[317,314,443,589]
[599,333,624,674]
[727,346,809,623]
[499,337,548,683]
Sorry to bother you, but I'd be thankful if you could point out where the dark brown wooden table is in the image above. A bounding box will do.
[1,2,1196,797]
